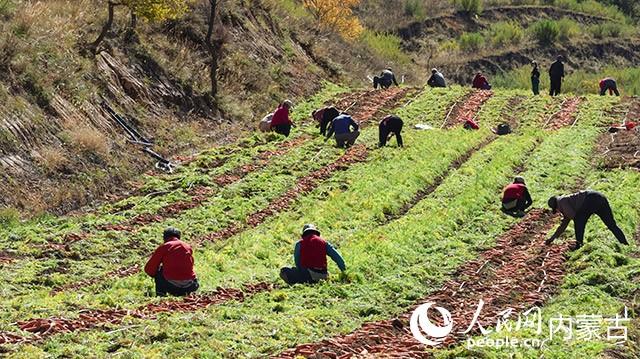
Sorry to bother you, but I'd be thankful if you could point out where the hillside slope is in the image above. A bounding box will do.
[0,0,403,215]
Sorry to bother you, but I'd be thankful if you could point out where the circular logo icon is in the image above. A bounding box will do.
[410,302,454,346]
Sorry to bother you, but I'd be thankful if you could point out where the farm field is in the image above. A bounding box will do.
[1,84,639,358]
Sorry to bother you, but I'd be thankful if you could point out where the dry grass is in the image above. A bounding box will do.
[37,146,69,173]
[67,126,111,157]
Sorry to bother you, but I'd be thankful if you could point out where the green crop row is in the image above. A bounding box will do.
[0,86,470,326]
[438,169,640,359]
[0,82,349,249]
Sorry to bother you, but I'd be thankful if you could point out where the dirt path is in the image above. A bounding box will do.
[275,209,570,358]
[596,97,640,170]
[442,90,493,129]
[544,97,584,130]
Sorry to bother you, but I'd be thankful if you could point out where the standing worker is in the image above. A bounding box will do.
[427,68,446,88]
[501,176,533,217]
[599,78,620,96]
[279,224,346,285]
[270,100,294,137]
[546,191,629,250]
[531,61,540,95]
[379,115,404,148]
[313,106,340,136]
[549,55,565,97]
[373,68,399,89]
[144,227,199,297]
[325,113,360,148]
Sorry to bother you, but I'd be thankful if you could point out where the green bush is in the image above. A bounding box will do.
[0,207,20,227]
[454,0,483,15]
[557,18,580,42]
[404,0,426,20]
[530,20,560,45]
[361,30,411,64]
[589,22,629,39]
[487,21,524,46]
[458,32,485,52]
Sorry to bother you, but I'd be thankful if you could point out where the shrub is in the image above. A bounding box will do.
[404,0,426,20]
[67,126,110,157]
[0,207,20,226]
[530,20,560,45]
[556,18,580,42]
[458,32,485,52]
[454,0,483,15]
[487,21,524,46]
[39,146,69,173]
[361,31,411,64]
[589,22,630,39]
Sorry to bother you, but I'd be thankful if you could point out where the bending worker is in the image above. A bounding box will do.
[472,72,491,90]
[280,224,346,285]
[326,113,360,148]
[379,115,404,148]
[270,100,294,137]
[501,176,532,217]
[599,78,620,96]
[546,190,629,250]
[373,68,399,89]
[312,106,340,136]
[144,227,199,297]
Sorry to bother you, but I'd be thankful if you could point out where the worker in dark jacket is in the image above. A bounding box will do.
[270,100,293,137]
[427,68,446,88]
[472,72,491,90]
[313,106,340,136]
[280,224,346,285]
[531,61,540,95]
[599,78,620,96]
[546,191,629,250]
[326,113,360,148]
[548,56,565,97]
[373,68,399,89]
[144,227,199,297]
[379,115,404,148]
[501,176,533,217]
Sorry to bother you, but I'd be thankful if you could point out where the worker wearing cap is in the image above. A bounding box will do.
[279,224,346,285]
[546,191,628,250]
[501,176,533,218]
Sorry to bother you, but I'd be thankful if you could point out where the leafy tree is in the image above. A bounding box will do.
[91,0,189,52]
[302,0,364,40]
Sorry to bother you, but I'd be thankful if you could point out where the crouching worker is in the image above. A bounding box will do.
[326,113,360,148]
[145,227,199,297]
[280,224,346,285]
[546,191,629,250]
[379,115,404,147]
[501,176,532,218]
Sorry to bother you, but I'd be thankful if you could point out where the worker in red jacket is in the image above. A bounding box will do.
[472,72,491,90]
[144,227,199,296]
[501,176,533,217]
[280,224,346,285]
[599,78,620,96]
[270,100,294,137]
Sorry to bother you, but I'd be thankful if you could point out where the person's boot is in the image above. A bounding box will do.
[619,237,629,245]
